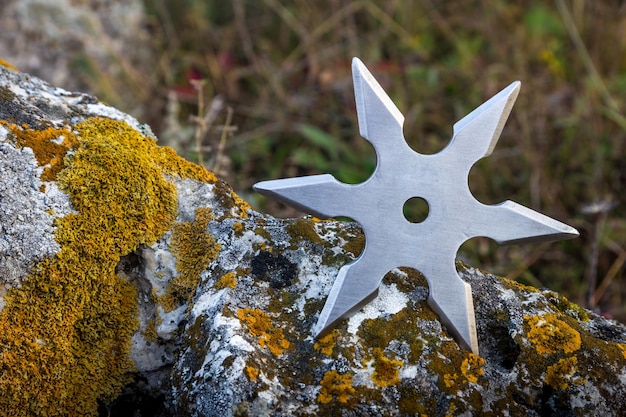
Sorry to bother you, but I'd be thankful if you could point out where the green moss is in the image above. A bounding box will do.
[500,276,540,293]
[0,117,182,415]
[543,290,590,322]
[382,267,428,294]
[285,217,323,248]
[253,226,271,241]
[0,86,16,103]
[342,232,365,257]
[211,180,251,218]
[159,207,221,311]
[357,301,435,363]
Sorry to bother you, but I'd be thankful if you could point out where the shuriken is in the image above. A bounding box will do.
[254,58,578,355]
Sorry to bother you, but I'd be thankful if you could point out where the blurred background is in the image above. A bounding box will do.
[1,0,625,322]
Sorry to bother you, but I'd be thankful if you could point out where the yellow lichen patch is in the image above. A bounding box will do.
[246,366,259,381]
[0,117,179,415]
[153,145,217,183]
[231,192,251,218]
[237,308,290,356]
[371,348,403,387]
[317,370,355,404]
[545,356,578,390]
[215,271,237,290]
[314,330,338,356]
[524,314,582,355]
[159,207,221,312]
[232,221,245,236]
[460,353,485,384]
[2,122,79,181]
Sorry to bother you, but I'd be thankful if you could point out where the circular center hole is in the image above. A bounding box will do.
[403,197,429,223]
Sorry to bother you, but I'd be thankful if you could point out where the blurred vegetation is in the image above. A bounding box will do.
[80,0,626,321]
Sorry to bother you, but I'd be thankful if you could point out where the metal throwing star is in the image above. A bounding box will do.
[254,58,579,355]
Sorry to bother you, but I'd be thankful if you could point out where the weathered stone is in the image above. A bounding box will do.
[0,62,625,417]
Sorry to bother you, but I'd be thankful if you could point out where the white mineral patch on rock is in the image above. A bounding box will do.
[157,304,187,340]
[347,283,409,334]
[173,177,216,222]
[0,142,71,289]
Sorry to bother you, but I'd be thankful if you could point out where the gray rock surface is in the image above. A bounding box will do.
[0,62,625,417]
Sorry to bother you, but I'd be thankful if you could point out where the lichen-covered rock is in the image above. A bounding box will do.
[167,214,626,417]
[1,61,625,416]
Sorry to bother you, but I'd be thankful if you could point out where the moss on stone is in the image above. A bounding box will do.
[357,302,433,363]
[500,276,540,293]
[342,232,365,257]
[286,217,323,248]
[212,180,250,218]
[543,290,591,322]
[0,117,183,415]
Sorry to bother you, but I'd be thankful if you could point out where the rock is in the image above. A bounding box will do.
[0,62,625,417]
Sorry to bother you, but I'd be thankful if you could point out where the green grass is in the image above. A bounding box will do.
[79,0,626,321]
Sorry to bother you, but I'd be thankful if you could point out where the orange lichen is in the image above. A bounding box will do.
[159,207,221,311]
[317,370,355,404]
[460,354,485,384]
[152,145,217,183]
[237,308,290,356]
[0,117,182,415]
[371,348,403,387]
[545,356,578,390]
[314,331,338,356]
[2,122,79,181]
[524,314,581,355]
[246,366,259,381]
[231,192,251,218]
[0,58,19,71]
[215,271,237,289]
[434,349,485,390]
[232,221,245,236]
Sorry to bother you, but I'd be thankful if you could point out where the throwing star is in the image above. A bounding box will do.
[254,58,578,355]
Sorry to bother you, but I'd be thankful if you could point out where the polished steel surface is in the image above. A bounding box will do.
[254,58,579,355]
